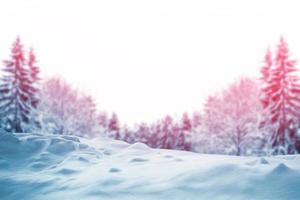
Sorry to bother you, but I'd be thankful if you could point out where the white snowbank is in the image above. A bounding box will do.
[0,132,300,200]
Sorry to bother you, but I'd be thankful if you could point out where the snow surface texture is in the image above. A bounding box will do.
[0,132,300,200]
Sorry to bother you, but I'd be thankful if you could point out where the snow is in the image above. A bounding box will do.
[1,132,300,200]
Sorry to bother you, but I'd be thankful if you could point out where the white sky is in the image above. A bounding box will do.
[1,0,300,124]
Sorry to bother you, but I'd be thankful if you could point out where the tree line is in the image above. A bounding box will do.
[1,37,300,155]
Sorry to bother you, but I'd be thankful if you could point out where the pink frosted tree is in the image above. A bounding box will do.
[38,77,99,137]
[201,78,263,155]
[260,48,273,109]
[108,113,120,139]
[0,37,34,132]
[262,37,300,154]
[181,113,192,132]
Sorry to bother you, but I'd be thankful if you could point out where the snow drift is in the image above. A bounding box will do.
[0,132,300,200]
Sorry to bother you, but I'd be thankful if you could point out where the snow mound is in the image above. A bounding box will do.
[270,163,292,175]
[127,142,150,150]
[124,142,151,153]
[260,157,269,164]
[1,132,300,200]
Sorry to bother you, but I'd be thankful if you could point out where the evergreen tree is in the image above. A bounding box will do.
[25,47,41,131]
[108,113,120,139]
[98,112,108,132]
[149,121,163,148]
[258,48,277,153]
[260,48,272,109]
[162,115,174,149]
[181,113,192,132]
[27,48,40,108]
[265,37,300,154]
[136,122,150,144]
[192,112,201,129]
[0,37,31,132]
[121,125,133,143]
[180,113,192,150]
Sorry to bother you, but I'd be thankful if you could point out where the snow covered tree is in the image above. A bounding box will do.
[161,115,175,149]
[38,77,99,137]
[202,95,224,136]
[74,95,98,137]
[260,48,273,109]
[38,77,77,134]
[27,48,40,109]
[192,112,201,129]
[181,113,192,132]
[223,78,263,155]
[98,112,109,133]
[198,94,230,154]
[201,78,264,155]
[148,120,164,148]
[108,113,120,139]
[135,122,151,144]
[263,37,300,154]
[0,37,32,132]
[114,114,194,150]
[179,113,192,150]
[120,124,133,143]
[24,47,42,132]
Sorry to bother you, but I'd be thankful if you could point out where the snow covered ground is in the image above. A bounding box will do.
[0,132,300,200]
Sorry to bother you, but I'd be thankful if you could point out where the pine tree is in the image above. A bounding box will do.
[0,37,31,132]
[150,121,163,148]
[181,113,192,132]
[25,47,41,131]
[180,113,192,151]
[27,48,40,108]
[162,115,174,149]
[108,113,120,139]
[265,37,300,154]
[260,48,272,109]
[136,122,150,144]
[192,112,201,129]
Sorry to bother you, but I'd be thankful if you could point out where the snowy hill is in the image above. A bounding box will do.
[0,132,300,200]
